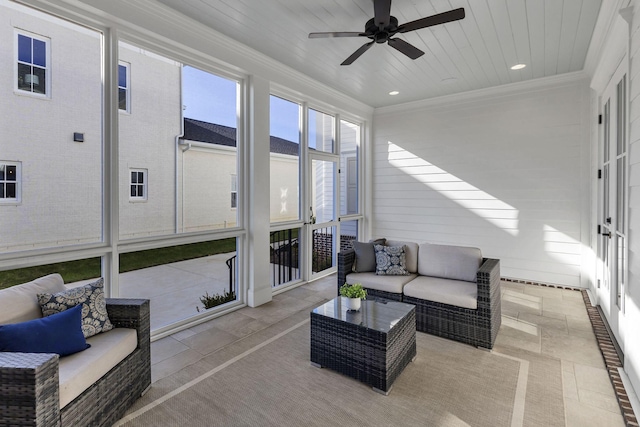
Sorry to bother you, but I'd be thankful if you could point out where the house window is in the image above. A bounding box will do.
[16,31,49,96]
[231,174,237,208]
[0,162,20,203]
[130,169,147,201]
[118,62,130,112]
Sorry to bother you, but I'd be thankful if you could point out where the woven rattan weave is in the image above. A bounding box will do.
[310,298,416,394]
[0,298,151,427]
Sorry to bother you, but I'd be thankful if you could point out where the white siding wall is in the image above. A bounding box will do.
[179,145,238,231]
[373,77,591,287]
[0,2,102,251]
[118,44,181,239]
[269,154,299,223]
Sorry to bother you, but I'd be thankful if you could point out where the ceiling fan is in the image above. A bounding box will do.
[308,0,465,65]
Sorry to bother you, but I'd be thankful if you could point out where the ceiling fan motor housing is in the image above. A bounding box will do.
[365,16,399,43]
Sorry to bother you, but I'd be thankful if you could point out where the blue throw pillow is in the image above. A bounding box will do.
[0,304,90,356]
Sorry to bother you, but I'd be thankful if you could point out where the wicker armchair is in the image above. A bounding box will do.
[338,247,501,349]
[0,298,151,427]
[403,258,501,349]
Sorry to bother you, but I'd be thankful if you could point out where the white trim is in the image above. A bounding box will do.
[0,161,22,204]
[128,168,147,201]
[14,28,50,98]
[117,60,130,113]
[375,71,589,116]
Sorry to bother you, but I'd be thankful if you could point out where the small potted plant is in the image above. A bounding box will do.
[339,283,367,311]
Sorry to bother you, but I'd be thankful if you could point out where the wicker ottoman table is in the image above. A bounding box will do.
[310,298,416,395]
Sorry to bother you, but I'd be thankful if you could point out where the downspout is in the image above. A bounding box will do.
[175,66,187,233]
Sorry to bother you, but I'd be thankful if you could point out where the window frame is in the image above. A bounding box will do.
[230,174,238,209]
[118,61,131,113]
[0,161,21,204]
[15,29,50,98]
[129,168,147,202]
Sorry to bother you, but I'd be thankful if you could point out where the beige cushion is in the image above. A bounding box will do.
[418,243,481,282]
[404,276,478,309]
[0,274,66,324]
[386,240,419,273]
[58,328,138,409]
[346,272,417,294]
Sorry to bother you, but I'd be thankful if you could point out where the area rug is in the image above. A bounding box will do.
[117,314,564,427]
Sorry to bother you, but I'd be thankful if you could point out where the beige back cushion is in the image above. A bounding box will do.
[385,240,419,274]
[0,273,66,324]
[418,243,481,282]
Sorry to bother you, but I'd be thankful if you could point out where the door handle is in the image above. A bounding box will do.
[602,232,611,239]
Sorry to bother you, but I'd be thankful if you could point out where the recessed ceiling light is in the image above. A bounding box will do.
[389,91,399,96]
[510,64,526,70]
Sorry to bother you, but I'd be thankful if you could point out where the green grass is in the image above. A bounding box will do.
[0,238,236,290]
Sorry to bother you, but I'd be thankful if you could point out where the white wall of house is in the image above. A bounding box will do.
[178,144,299,231]
[178,144,238,232]
[118,43,181,239]
[269,153,299,223]
[373,75,591,288]
[0,0,103,251]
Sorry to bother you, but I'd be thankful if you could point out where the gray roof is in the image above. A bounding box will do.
[182,118,299,156]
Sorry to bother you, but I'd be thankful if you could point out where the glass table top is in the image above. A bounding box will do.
[311,297,414,333]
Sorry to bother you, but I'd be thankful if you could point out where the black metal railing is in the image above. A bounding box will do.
[226,254,236,294]
[312,226,334,273]
[270,228,300,287]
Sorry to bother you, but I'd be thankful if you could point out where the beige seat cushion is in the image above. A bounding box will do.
[385,240,420,273]
[0,274,66,324]
[403,276,478,309]
[58,328,138,408]
[346,272,417,294]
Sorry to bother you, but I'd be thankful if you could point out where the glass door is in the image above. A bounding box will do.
[306,107,339,279]
[597,61,627,348]
[308,156,338,278]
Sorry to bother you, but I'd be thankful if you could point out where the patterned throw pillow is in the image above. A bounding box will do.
[38,278,114,338]
[374,244,409,276]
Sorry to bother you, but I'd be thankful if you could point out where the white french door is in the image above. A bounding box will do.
[307,154,338,279]
[597,60,627,347]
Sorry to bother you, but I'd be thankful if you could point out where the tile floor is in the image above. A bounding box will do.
[149,275,627,426]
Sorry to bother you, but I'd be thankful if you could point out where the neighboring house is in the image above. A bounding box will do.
[0,2,322,246]
[0,4,103,252]
[117,42,182,240]
[178,117,301,232]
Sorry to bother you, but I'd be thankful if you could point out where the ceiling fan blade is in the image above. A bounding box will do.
[373,0,392,29]
[309,32,366,38]
[397,8,465,33]
[388,38,424,60]
[341,41,375,65]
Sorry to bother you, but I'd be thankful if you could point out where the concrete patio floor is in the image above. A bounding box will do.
[71,252,301,331]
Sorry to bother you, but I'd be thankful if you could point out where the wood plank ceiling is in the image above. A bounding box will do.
[156,0,602,108]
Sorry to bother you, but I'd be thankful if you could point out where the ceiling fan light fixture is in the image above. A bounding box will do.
[308,1,465,65]
[510,63,526,70]
[389,90,399,95]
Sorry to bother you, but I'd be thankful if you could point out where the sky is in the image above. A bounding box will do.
[182,66,301,143]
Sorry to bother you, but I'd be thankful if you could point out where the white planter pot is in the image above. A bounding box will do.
[345,297,361,311]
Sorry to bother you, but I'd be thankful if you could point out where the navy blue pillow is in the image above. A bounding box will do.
[0,304,90,356]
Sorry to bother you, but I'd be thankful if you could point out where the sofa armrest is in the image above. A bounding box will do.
[0,352,61,427]
[337,249,356,295]
[476,258,500,312]
[106,298,150,352]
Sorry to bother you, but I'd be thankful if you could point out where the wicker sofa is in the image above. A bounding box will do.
[0,274,151,427]
[338,240,501,349]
